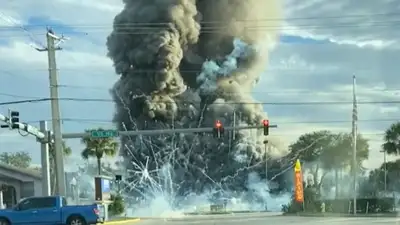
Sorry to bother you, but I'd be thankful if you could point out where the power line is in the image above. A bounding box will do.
[28,117,399,125]
[1,98,400,106]
[0,11,45,48]
[1,12,398,29]
[2,89,400,106]
[1,86,397,101]
[1,20,400,38]
[87,22,400,34]
[110,20,400,29]
[0,68,367,73]
[54,84,400,93]
[0,92,45,99]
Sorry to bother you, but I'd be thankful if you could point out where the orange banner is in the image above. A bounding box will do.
[294,171,304,203]
[294,159,304,203]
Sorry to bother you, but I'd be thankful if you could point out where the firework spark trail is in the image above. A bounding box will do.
[73,121,331,215]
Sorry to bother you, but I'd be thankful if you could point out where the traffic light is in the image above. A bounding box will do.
[213,120,224,138]
[262,119,269,136]
[8,110,19,129]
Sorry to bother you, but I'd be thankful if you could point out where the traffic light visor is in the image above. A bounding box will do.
[215,120,222,128]
[263,120,269,126]
[10,111,19,117]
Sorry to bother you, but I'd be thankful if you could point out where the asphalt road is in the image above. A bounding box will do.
[130,213,400,225]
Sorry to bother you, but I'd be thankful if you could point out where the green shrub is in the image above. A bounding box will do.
[282,187,320,213]
[108,194,125,216]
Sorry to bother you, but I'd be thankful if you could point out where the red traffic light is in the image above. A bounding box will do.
[262,119,269,126]
[215,120,222,128]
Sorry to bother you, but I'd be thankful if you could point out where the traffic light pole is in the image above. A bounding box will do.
[39,121,51,196]
[0,112,52,196]
[0,113,45,139]
[61,125,278,139]
[264,140,268,182]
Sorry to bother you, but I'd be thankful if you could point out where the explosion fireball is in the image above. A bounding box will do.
[106,0,286,213]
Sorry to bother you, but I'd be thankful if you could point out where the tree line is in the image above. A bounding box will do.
[285,121,400,197]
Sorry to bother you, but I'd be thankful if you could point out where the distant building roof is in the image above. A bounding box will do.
[0,163,41,179]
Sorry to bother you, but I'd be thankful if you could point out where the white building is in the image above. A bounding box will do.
[0,163,42,207]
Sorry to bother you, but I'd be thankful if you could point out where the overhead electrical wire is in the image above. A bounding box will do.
[1,21,399,38]
[1,97,400,106]
[29,117,398,125]
[3,87,400,99]
[55,84,400,93]
[0,13,396,143]
[1,11,398,40]
[0,12,400,38]
[0,11,45,47]
[1,12,399,29]
[0,12,397,127]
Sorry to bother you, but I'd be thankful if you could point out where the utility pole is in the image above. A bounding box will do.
[351,75,358,214]
[36,28,68,195]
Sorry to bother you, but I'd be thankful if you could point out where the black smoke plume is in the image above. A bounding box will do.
[106,0,284,198]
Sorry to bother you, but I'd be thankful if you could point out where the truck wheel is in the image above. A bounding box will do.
[67,216,86,225]
[0,218,10,225]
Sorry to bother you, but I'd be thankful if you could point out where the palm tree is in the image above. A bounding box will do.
[382,122,400,155]
[49,141,72,194]
[81,128,118,175]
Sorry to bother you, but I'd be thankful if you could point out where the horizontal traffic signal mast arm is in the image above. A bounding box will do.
[0,112,45,140]
[62,124,278,139]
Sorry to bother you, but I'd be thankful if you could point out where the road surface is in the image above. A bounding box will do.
[128,213,400,225]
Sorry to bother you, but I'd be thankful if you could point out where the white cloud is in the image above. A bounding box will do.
[0,0,399,170]
[283,0,400,48]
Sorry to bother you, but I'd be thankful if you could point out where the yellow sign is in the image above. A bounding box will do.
[294,172,304,203]
[294,159,304,203]
[294,159,301,172]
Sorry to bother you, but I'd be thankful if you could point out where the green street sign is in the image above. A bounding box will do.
[90,130,119,138]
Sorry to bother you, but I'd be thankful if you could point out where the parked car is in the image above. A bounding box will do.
[0,195,101,225]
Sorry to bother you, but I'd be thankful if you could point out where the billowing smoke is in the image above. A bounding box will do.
[106,0,285,210]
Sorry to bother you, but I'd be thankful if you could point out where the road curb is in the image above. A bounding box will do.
[184,210,266,215]
[104,218,141,224]
[283,213,399,218]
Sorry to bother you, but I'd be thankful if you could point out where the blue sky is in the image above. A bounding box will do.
[1,0,400,169]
